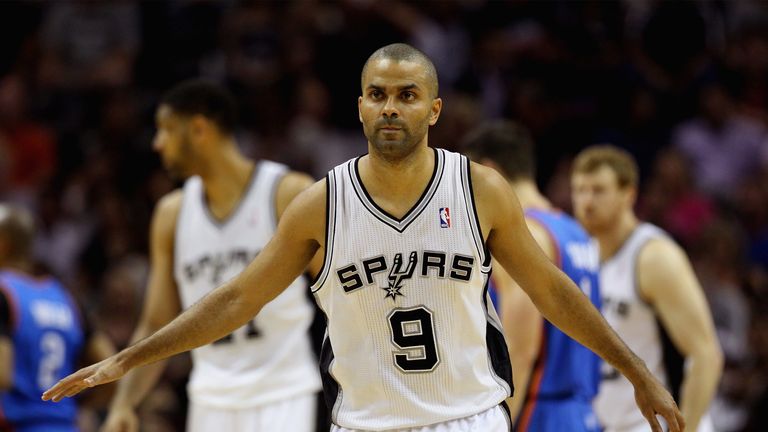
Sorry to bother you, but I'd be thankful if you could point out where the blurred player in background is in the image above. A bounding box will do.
[0,204,115,432]
[101,80,322,432]
[464,121,602,432]
[571,145,723,432]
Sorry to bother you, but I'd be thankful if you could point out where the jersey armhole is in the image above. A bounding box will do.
[460,155,490,271]
[632,238,656,307]
[310,171,337,292]
[269,166,289,231]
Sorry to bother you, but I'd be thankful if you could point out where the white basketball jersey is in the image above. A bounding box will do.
[595,223,714,432]
[174,161,321,409]
[311,149,512,431]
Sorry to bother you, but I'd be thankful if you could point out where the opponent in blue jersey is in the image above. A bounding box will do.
[0,204,114,432]
[465,121,602,432]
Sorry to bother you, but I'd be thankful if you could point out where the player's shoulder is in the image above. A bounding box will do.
[277,170,316,199]
[275,170,319,220]
[291,177,327,209]
[468,160,509,197]
[154,189,184,219]
[150,189,184,243]
[637,232,689,275]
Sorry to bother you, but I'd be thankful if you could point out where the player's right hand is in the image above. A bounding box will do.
[101,406,139,432]
[42,356,126,402]
[633,374,685,432]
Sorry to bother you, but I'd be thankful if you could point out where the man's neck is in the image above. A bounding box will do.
[363,144,434,196]
[594,211,639,262]
[196,141,256,215]
[509,179,551,212]
[358,144,435,219]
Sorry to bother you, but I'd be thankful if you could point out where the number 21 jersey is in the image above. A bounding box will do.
[311,149,512,430]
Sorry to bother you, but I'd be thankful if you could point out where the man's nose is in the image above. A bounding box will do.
[382,97,399,118]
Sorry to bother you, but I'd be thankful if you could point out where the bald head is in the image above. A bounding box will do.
[361,43,439,98]
[0,204,35,264]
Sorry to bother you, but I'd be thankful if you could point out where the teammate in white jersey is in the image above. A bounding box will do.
[570,145,723,432]
[100,81,322,432]
[46,44,683,432]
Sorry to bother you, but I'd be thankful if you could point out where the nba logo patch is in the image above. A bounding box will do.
[439,207,451,228]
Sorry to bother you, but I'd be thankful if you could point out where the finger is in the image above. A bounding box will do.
[642,409,662,432]
[63,380,90,398]
[42,366,95,401]
[42,376,79,401]
[664,410,680,432]
[50,373,92,401]
[52,380,85,402]
[675,406,686,432]
[660,398,683,432]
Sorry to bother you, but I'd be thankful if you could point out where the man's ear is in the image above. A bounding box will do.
[358,96,363,123]
[188,115,213,142]
[428,98,442,126]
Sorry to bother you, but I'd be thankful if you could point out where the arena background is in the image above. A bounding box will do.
[1,1,767,431]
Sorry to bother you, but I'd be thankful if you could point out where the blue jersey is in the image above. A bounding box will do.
[0,270,85,432]
[513,210,602,432]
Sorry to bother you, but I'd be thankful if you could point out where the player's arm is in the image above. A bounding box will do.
[275,171,324,276]
[495,221,553,420]
[472,162,683,432]
[0,289,13,390]
[638,239,723,431]
[101,191,184,431]
[43,179,327,402]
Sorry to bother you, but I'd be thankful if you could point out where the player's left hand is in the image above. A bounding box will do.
[634,375,686,432]
[42,355,126,402]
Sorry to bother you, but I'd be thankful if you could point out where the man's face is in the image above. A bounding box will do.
[358,58,441,161]
[152,105,194,180]
[571,165,634,235]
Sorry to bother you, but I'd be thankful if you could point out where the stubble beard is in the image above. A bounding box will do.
[366,116,430,164]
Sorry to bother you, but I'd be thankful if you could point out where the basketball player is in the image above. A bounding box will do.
[45,44,683,432]
[464,121,602,432]
[99,81,322,432]
[571,145,723,432]
[0,204,115,432]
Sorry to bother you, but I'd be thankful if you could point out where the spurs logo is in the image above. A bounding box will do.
[335,250,475,295]
[383,251,417,300]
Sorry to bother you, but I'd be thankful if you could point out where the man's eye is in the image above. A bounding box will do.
[402,92,415,101]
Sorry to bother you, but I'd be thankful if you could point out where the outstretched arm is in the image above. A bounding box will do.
[638,239,723,431]
[43,179,327,402]
[472,162,684,432]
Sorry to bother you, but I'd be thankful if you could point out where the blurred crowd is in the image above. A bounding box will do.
[1,1,767,431]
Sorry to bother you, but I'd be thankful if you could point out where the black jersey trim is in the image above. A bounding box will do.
[310,173,336,292]
[199,161,261,228]
[500,401,513,431]
[316,307,342,424]
[657,318,684,402]
[349,148,445,233]
[483,274,514,396]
